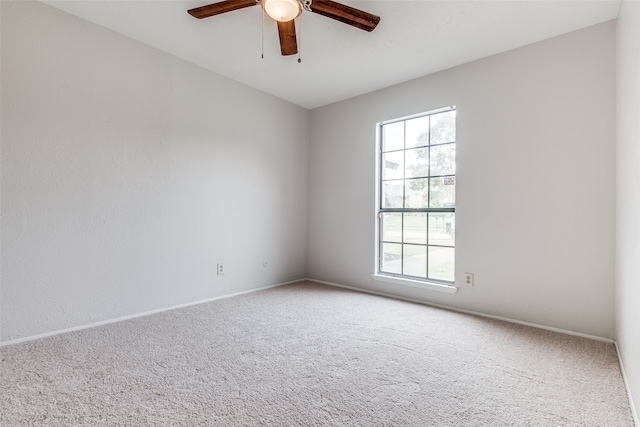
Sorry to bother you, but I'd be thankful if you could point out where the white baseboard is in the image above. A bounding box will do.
[615,341,640,427]
[6,277,612,347]
[0,278,303,347]
[306,278,614,344]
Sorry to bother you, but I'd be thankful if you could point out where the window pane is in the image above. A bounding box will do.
[429,177,455,208]
[403,244,427,278]
[381,213,402,243]
[429,213,455,246]
[403,213,427,244]
[382,181,404,209]
[382,151,404,180]
[428,246,455,282]
[429,143,456,176]
[405,178,428,208]
[405,116,430,148]
[382,122,404,152]
[430,111,456,145]
[405,147,429,178]
[381,243,402,274]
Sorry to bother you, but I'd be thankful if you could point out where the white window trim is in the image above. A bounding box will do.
[374,106,458,292]
[371,273,458,293]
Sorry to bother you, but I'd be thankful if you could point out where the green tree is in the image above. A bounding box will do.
[406,111,456,207]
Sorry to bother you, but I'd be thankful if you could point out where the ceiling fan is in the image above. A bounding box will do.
[187,0,380,56]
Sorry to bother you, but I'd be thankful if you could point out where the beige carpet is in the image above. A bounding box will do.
[0,281,634,426]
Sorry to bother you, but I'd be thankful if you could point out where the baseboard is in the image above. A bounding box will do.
[615,341,640,427]
[0,278,304,347]
[1,276,616,347]
[306,278,615,344]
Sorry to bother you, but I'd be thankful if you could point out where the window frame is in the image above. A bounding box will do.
[373,106,457,293]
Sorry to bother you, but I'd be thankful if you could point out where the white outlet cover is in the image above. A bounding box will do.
[464,273,474,286]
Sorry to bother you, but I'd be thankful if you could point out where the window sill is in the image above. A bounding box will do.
[371,274,458,294]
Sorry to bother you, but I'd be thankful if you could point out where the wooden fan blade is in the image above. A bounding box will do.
[188,0,258,19]
[277,20,298,56]
[310,0,380,32]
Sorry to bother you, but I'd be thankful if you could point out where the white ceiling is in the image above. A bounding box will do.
[41,0,620,109]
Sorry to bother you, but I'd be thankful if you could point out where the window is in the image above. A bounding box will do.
[376,107,456,286]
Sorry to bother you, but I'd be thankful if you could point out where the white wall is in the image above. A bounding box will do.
[308,22,616,339]
[0,1,309,342]
[616,1,640,422]
[0,0,622,349]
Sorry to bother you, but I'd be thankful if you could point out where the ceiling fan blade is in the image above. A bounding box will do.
[309,0,380,32]
[277,20,298,56]
[188,0,258,19]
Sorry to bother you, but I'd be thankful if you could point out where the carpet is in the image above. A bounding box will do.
[0,281,634,426]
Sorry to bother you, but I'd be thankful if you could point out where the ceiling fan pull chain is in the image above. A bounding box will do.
[261,0,265,59]
[297,14,302,63]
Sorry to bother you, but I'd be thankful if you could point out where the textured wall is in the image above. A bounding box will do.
[616,1,640,423]
[308,22,616,339]
[0,1,309,341]
[0,0,621,350]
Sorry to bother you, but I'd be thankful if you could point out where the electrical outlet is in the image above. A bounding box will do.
[217,263,224,275]
[464,272,474,287]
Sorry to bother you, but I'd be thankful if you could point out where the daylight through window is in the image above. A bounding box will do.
[377,107,456,284]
